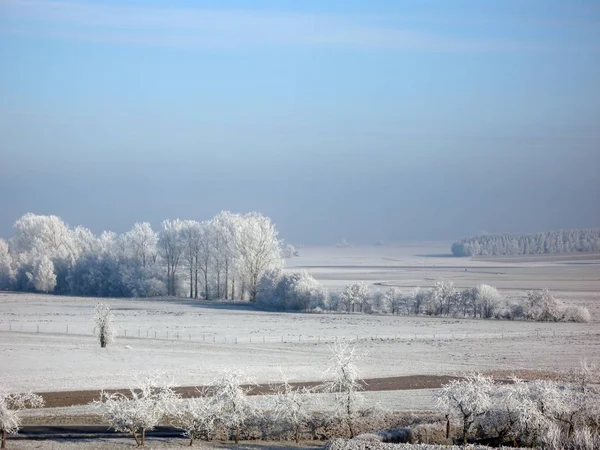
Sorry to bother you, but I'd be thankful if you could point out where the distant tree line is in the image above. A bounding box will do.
[451,229,600,257]
[256,274,590,323]
[0,212,285,300]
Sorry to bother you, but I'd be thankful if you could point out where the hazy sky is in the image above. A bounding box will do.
[1,0,599,245]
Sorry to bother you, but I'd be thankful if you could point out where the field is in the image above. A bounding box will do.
[1,243,599,448]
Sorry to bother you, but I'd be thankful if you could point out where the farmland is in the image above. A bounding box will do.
[1,243,599,447]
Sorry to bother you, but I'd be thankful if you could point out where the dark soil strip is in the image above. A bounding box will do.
[38,375,461,408]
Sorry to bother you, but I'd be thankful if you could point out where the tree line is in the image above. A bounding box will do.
[451,229,600,257]
[0,212,286,301]
[256,272,590,323]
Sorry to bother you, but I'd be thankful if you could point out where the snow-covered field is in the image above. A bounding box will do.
[1,243,599,411]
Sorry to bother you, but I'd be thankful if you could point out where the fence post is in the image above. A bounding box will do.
[235,337,238,344]
[66,325,69,334]
[124,329,127,337]
[154,331,157,339]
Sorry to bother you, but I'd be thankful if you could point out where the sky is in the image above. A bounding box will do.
[1,0,599,245]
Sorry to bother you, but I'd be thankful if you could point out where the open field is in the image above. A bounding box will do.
[2,243,600,447]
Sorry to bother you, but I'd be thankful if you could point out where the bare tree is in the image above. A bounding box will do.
[158,219,184,296]
[172,391,219,446]
[272,374,314,443]
[0,387,44,449]
[436,373,494,444]
[213,370,255,444]
[93,373,179,447]
[233,213,283,301]
[322,340,364,438]
[94,303,116,348]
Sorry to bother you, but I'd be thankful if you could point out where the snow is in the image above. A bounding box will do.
[1,243,599,400]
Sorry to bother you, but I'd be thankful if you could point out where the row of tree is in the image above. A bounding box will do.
[0,341,364,448]
[437,361,600,448]
[0,212,287,301]
[256,273,591,323]
[451,229,600,257]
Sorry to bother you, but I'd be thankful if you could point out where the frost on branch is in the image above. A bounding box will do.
[171,390,220,446]
[322,340,365,438]
[271,373,316,443]
[92,373,179,447]
[94,303,116,348]
[436,373,494,445]
[212,370,256,444]
[0,386,44,449]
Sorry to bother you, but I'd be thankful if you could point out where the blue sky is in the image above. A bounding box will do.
[1,0,599,244]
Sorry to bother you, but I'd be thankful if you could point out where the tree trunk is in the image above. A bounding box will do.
[231,278,235,300]
[235,425,240,444]
[189,436,194,446]
[141,428,146,446]
[204,270,209,300]
[463,421,469,445]
[217,271,221,299]
[295,426,300,443]
[2,429,6,449]
[132,429,141,447]
[224,262,229,300]
[189,265,193,299]
[446,415,450,439]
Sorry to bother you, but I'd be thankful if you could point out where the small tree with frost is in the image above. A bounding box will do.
[322,340,364,438]
[340,282,370,313]
[93,373,179,447]
[213,370,255,444]
[172,391,219,446]
[436,373,494,444]
[0,387,44,449]
[94,303,116,348]
[272,374,315,443]
[31,256,56,293]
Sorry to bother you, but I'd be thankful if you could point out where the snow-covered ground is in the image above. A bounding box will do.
[1,244,599,407]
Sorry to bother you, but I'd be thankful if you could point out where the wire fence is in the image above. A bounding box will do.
[0,322,597,345]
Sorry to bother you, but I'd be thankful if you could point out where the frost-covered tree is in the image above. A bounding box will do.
[322,340,364,438]
[452,228,600,257]
[257,270,328,311]
[233,213,283,301]
[211,211,240,300]
[123,223,157,269]
[524,288,565,322]
[436,373,494,444]
[94,303,116,348]
[0,386,44,449]
[340,282,370,313]
[172,393,219,446]
[31,256,56,293]
[212,370,255,444]
[158,219,184,296]
[12,213,78,264]
[282,243,297,259]
[180,220,202,299]
[0,240,14,290]
[93,373,179,447]
[272,374,314,443]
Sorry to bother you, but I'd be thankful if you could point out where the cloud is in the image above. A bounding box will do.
[1,0,533,52]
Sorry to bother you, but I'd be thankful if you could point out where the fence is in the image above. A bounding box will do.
[0,322,596,345]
